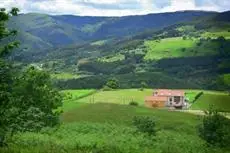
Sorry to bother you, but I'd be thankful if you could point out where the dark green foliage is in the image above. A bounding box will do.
[141,81,147,88]
[56,72,200,89]
[11,66,63,131]
[132,116,156,136]
[0,7,19,146]
[198,108,230,147]
[106,78,119,89]
[0,8,63,146]
[129,101,139,106]
[193,92,204,103]
[8,11,215,60]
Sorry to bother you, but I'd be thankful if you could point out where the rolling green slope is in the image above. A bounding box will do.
[191,93,230,112]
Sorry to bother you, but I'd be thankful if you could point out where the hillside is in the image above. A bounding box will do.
[8,11,215,54]
[9,11,230,91]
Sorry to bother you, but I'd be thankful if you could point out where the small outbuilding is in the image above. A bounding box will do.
[145,89,187,109]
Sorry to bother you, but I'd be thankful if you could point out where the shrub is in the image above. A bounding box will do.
[129,101,139,106]
[102,85,113,91]
[132,116,156,136]
[193,92,203,103]
[198,108,230,147]
[140,81,147,90]
[106,78,119,89]
[139,87,144,91]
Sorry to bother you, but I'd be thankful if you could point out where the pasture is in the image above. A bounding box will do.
[144,37,197,60]
[143,36,221,60]
[3,103,229,153]
[191,93,230,112]
[61,89,96,111]
[2,89,230,153]
[51,72,81,80]
[76,89,153,105]
[61,89,230,112]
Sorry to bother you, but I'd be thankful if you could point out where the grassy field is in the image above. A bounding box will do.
[202,31,230,39]
[144,36,220,60]
[144,37,197,60]
[62,103,199,131]
[61,89,96,111]
[3,88,230,153]
[51,73,81,80]
[191,93,230,112]
[98,54,125,62]
[4,103,229,153]
[76,89,153,105]
[60,89,230,112]
[185,90,200,103]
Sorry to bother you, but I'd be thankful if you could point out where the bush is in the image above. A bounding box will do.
[106,78,119,89]
[102,85,113,91]
[132,116,156,136]
[193,92,203,103]
[129,101,139,106]
[198,108,230,147]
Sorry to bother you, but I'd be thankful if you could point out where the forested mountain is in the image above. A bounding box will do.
[8,10,230,90]
[8,11,216,53]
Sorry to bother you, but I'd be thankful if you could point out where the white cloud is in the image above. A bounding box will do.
[0,0,229,16]
[162,0,219,12]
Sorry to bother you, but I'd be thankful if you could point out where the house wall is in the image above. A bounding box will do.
[145,101,166,108]
[166,96,185,107]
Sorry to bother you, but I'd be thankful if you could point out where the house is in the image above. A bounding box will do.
[145,89,187,109]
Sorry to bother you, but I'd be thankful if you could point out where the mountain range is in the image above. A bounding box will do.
[7,10,230,90]
[9,11,216,52]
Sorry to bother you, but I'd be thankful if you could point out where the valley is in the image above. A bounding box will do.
[1,7,230,153]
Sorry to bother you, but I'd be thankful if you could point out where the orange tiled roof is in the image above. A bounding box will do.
[145,96,168,102]
[154,89,184,97]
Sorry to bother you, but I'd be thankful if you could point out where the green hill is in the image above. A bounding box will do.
[4,102,229,153]
[7,11,230,90]
[191,92,230,112]
[8,11,215,53]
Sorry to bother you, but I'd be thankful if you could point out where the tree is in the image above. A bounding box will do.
[133,116,156,136]
[0,7,20,146]
[9,66,63,132]
[105,78,119,89]
[140,81,147,91]
[198,107,230,147]
[0,8,63,146]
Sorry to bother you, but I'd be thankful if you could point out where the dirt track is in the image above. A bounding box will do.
[177,110,230,119]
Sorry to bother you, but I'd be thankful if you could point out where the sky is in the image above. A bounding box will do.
[0,0,230,16]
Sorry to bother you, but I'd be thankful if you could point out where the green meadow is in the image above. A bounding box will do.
[51,73,81,80]
[76,89,153,105]
[143,36,222,60]
[191,93,230,112]
[144,37,197,60]
[62,89,230,112]
[2,89,230,153]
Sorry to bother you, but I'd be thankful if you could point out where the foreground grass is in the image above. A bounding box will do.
[62,103,199,133]
[2,103,229,153]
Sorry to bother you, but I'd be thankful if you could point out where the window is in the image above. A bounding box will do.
[169,97,172,102]
[174,96,181,104]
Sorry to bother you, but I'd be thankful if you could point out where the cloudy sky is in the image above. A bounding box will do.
[0,0,230,16]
